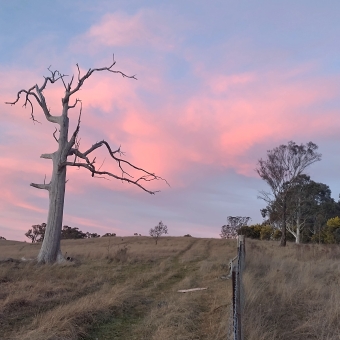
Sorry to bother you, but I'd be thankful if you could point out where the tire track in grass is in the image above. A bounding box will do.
[83,239,205,340]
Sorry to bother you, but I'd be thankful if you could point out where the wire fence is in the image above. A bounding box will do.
[227,235,245,340]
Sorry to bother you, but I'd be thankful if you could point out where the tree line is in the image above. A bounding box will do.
[24,220,170,244]
[25,223,116,243]
[220,141,340,245]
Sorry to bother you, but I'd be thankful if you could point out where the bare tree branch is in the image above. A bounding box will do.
[6,78,60,124]
[67,54,137,99]
[68,98,81,109]
[30,182,51,190]
[63,102,82,157]
[63,161,163,194]
[66,140,166,186]
[41,153,53,159]
[53,128,59,143]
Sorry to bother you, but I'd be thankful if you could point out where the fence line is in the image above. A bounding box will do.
[227,235,245,340]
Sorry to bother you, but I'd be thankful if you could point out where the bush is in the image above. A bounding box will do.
[311,217,340,244]
[238,224,263,239]
[260,225,273,240]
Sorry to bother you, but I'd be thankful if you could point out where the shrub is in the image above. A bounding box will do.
[311,217,340,244]
[260,225,273,240]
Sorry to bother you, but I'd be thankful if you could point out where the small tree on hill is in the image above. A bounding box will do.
[25,223,46,243]
[220,216,251,239]
[149,221,168,245]
[0,236,6,240]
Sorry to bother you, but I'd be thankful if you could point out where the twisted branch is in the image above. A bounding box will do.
[63,139,168,194]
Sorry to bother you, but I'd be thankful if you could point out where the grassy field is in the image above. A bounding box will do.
[243,240,340,340]
[0,236,235,340]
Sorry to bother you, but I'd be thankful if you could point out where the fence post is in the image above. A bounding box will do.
[231,235,245,340]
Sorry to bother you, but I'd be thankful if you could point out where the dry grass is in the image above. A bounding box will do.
[243,240,340,340]
[0,237,235,340]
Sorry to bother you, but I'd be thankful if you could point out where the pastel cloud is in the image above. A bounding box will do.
[77,10,177,51]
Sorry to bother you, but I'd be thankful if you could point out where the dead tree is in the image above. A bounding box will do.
[6,56,166,264]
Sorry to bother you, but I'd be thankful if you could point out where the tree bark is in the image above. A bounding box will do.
[280,197,287,246]
[295,197,301,244]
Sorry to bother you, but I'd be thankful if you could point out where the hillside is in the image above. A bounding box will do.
[243,240,340,339]
[0,237,235,340]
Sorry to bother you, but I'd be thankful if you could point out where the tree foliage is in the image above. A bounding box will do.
[0,236,6,240]
[149,221,168,244]
[102,233,116,237]
[25,224,103,242]
[262,176,340,243]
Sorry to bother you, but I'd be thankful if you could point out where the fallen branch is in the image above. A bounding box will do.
[177,287,208,293]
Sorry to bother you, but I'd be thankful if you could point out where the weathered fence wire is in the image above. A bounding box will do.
[227,235,245,340]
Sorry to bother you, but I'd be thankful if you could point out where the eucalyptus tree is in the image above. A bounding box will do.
[6,56,165,264]
[256,141,321,246]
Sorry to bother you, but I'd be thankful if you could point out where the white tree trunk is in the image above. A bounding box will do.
[37,115,69,264]
[295,197,301,244]
[296,224,300,244]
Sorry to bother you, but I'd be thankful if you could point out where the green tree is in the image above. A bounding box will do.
[256,142,322,246]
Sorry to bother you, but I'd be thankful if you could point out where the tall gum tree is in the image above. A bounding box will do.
[256,141,321,246]
[6,56,166,264]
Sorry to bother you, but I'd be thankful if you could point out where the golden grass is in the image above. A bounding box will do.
[243,240,340,340]
[0,237,235,340]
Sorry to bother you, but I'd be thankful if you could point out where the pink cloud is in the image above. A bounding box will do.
[1,57,340,241]
[75,10,177,51]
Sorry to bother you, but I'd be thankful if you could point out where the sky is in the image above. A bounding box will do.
[0,1,340,240]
